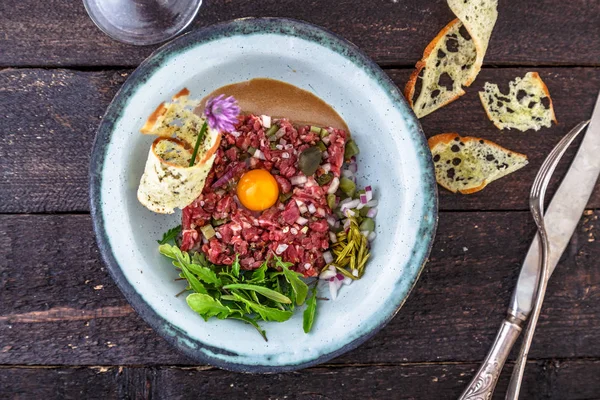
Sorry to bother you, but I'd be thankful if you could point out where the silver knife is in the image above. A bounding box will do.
[459,92,600,400]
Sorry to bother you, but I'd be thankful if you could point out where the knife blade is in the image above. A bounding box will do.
[459,94,600,400]
[509,93,600,321]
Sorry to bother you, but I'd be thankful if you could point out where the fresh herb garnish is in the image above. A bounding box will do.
[158,244,319,340]
[303,285,318,333]
[157,225,182,245]
[276,257,308,305]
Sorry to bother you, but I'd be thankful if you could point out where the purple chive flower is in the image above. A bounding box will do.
[204,94,240,133]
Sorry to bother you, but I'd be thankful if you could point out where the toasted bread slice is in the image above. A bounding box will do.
[405,0,498,118]
[405,19,476,118]
[447,0,498,85]
[479,72,557,132]
[137,138,216,214]
[137,88,222,214]
[429,133,528,194]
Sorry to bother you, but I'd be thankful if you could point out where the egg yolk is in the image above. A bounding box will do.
[236,169,280,211]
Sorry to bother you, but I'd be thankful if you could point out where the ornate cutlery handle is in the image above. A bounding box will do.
[458,318,522,400]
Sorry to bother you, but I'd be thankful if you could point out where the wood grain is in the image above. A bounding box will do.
[2,211,598,366]
[1,360,600,400]
[0,0,598,67]
[1,67,599,213]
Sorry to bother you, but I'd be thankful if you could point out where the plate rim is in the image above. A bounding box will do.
[89,16,438,373]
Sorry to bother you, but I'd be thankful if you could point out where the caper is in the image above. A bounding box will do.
[298,146,322,176]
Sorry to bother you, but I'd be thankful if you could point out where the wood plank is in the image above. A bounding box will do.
[1,211,598,366]
[0,0,599,67]
[1,67,599,213]
[1,360,600,399]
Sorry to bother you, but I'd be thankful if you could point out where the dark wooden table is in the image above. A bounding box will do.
[1,1,599,398]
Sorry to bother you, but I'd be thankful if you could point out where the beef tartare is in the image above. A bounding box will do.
[180,114,346,277]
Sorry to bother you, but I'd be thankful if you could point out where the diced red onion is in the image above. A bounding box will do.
[326,216,336,227]
[230,131,241,138]
[356,202,365,210]
[366,207,378,218]
[336,273,344,280]
[295,199,304,206]
[296,216,308,225]
[323,251,334,264]
[342,170,354,179]
[291,176,308,185]
[338,197,351,207]
[304,263,311,270]
[329,231,337,243]
[321,163,331,173]
[322,136,331,144]
[202,236,208,245]
[275,128,286,139]
[365,185,373,201]
[279,138,287,146]
[317,208,326,217]
[343,219,351,230]
[275,144,283,150]
[305,178,317,188]
[328,265,336,272]
[327,177,340,194]
[308,203,317,214]
[211,167,236,188]
[334,277,343,291]
[368,231,377,241]
[348,162,358,174]
[329,280,338,300]
[253,149,266,160]
[341,199,360,211]
[282,226,290,233]
[352,269,359,277]
[361,230,370,237]
[261,115,271,128]
[366,199,378,207]
[343,277,353,286]
[281,152,290,159]
[344,208,356,218]
[215,232,222,239]
[333,220,341,229]
[299,205,308,214]
[320,269,336,280]
[359,193,368,204]
[275,243,288,255]
[278,203,285,211]
[285,144,294,150]
[291,227,298,235]
[323,151,329,159]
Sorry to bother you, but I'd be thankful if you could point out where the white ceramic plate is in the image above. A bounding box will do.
[90,17,437,372]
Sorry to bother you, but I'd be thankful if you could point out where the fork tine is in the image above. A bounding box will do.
[506,119,590,400]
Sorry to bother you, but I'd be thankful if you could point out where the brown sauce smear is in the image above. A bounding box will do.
[200,78,348,132]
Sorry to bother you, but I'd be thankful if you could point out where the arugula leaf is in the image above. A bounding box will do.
[231,254,240,278]
[160,244,222,287]
[176,254,207,295]
[159,243,188,262]
[232,293,293,322]
[276,256,308,305]
[231,315,268,342]
[186,263,222,287]
[191,252,208,267]
[157,225,182,245]
[186,293,236,321]
[249,262,268,283]
[223,283,292,304]
[303,286,318,333]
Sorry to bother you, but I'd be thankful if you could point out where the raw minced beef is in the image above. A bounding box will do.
[180,114,347,277]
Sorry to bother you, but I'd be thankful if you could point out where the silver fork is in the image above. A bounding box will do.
[505,119,591,400]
